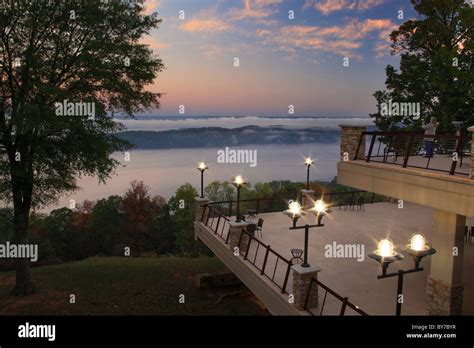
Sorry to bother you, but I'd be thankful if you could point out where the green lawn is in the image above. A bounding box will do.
[0,257,268,315]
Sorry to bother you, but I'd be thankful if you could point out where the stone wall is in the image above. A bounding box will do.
[228,221,251,253]
[426,277,463,315]
[339,125,367,161]
[291,264,320,311]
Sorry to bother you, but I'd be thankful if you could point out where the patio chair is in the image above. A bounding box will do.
[343,196,353,211]
[246,223,257,236]
[356,196,365,211]
[256,218,264,237]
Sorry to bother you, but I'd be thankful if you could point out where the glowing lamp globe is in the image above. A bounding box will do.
[406,233,436,259]
[368,238,403,265]
[304,157,314,166]
[197,162,208,171]
[312,199,327,215]
[233,175,245,186]
[287,201,303,217]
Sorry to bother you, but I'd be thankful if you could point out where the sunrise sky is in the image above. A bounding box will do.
[142,0,418,117]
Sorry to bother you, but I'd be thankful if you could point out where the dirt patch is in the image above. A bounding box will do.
[0,289,72,315]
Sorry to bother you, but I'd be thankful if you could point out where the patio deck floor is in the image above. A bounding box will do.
[208,201,474,315]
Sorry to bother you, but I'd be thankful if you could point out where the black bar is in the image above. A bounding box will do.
[403,135,414,168]
[450,136,462,175]
[244,234,252,260]
[0,316,472,345]
[215,214,221,234]
[340,297,349,316]
[354,132,364,160]
[200,170,204,198]
[366,134,376,162]
[302,225,310,267]
[261,245,270,275]
[236,187,241,222]
[282,261,292,294]
[396,270,404,316]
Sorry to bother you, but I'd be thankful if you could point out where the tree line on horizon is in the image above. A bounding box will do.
[0,178,357,272]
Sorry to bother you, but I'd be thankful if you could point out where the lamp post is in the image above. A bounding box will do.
[368,234,436,316]
[232,175,246,222]
[304,157,314,190]
[283,199,330,268]
[196,162,208,198]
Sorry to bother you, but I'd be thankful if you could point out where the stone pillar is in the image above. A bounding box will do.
[228,221,251,253]
[194,197,209,222]
[426,209,465,315]
[339,125,367,161]
[468,126,474,179]
[291,264,321,311]
[300,189,315,209]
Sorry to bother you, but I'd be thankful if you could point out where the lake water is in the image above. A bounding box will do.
[52,142,340,210]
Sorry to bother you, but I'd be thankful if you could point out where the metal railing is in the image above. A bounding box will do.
[209,197,285,217]
[209,191,385,216]
[200,204,231,243]
[355,131,471,176]
[199,203,292,294]
[320,190,378,208]
[304,276,368,316]
[237,228,292,294]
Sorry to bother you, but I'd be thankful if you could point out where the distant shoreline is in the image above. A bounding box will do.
[117,125,345,150]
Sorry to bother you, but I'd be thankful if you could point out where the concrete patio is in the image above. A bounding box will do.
[203,201,474,315]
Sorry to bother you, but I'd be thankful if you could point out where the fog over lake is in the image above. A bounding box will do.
[52,142,340,211]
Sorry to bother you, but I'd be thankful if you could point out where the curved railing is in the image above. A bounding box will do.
[199,203,292,294]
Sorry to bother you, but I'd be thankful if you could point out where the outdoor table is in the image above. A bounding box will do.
[290,248,304,264]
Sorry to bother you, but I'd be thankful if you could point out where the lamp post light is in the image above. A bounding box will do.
[196,162,208,198]
[304,157,315,190]
[368,234,436,316]
[232,175,246,222]
[283,199,330,268]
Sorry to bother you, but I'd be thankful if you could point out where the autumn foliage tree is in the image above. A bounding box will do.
[121,180,165,256]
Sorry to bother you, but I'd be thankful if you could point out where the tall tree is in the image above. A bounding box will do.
[121,180,165,256]
[0,1,163,294]
[371,0,473,132]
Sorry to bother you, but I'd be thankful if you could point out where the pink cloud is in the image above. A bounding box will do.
[259,18,396,58]
[140,35,169,50]
[228,0,283,22]
[143,0,160,15]
[180,18,231,33]
[304,0,385,15]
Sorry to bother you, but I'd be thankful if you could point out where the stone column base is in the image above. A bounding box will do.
[339,125,367,161]
[194,197,209,222]
[228,221,251,253]
[291,264,321,311]
[426,277,463,315]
